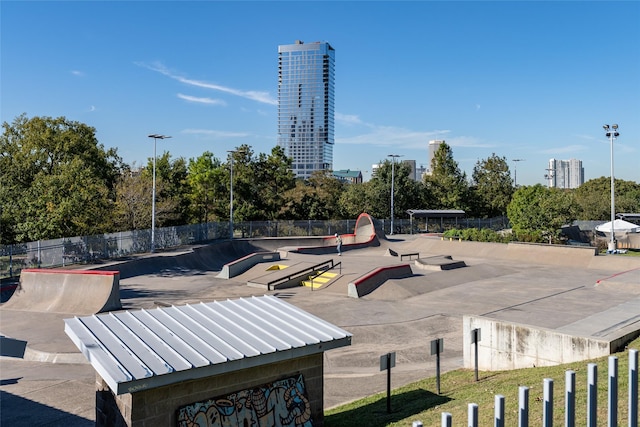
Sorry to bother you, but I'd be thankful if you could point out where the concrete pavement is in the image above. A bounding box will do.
[1,235,639,424]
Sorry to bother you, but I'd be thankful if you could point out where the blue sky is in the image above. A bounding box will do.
[2,1,639,186]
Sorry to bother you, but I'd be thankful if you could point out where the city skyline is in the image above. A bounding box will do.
[2,1,639,186]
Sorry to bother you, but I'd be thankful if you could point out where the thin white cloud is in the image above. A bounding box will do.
[177,93,226,106]
[71,70,85,77]
[540,144,587,154]
[137,61,277,105]
[335,112,364,126]
[446,136,495,148]
[182,129,251,139]
[337,126,450,149]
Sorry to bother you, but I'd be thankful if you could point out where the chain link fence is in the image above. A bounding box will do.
[1,216,509,278]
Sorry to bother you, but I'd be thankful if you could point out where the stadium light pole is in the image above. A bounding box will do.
[388,154,402,235]
[603,124,619,253]
[227,149,244,239]
[147,134,171,253]
[512,159,525,187]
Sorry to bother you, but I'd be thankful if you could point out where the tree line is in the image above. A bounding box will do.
[2,115,639,245]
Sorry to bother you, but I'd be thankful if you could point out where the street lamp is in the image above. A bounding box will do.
[603,124,619,253]
[227,149,244,239]
[388,154,402,235]
[512,159,525,187]
[147,134,171,252]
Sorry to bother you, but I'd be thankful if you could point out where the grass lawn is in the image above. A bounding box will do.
[325,337,639,426]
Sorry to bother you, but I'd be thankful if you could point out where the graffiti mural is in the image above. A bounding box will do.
[177,374,313,427]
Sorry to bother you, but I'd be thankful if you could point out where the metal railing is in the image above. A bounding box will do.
[417,349,638,427]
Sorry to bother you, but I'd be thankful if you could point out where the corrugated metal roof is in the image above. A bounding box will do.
[64,295,352,395]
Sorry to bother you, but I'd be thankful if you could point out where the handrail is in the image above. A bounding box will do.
[267,259,335,291]
[310,261,342,291]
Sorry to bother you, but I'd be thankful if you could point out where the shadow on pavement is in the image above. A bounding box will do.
[0,390,93,426]
[324,388,452,426]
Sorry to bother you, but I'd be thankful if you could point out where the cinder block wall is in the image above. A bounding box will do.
[96,353,324,427]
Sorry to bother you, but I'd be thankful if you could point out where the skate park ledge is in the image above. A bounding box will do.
[462,315,640,371]
[348,264,413,298]
[216,251,280,279]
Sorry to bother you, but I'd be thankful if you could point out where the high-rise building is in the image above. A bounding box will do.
[427,140,444,174]
[402,159,417,181]
[547,158,584,189]
[278,40,335,179]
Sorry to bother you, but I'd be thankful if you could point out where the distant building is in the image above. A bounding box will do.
[427,140,445,174]
[277,40,335,179]
[333,169,363,184]
[402,159,417,181]
[371,160,418,181]
[416,164,427,181]
[547,158,584,189]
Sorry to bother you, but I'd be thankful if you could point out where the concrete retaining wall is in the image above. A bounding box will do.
[462,315,611,371]
[3,269,121,315]
[216,251,280,279]
[348,264,413,298]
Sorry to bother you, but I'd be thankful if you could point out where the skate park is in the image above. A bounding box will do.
[1,213,640,425]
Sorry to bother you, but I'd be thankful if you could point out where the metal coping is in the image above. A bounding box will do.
[64,295,352,395]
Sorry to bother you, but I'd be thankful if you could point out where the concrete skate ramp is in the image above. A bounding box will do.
[281,213,381,254]
[2,269,121,315]
[403,237,604,268]
[93,240,261,279]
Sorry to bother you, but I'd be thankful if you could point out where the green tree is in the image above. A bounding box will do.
[142,152,189,227]
[366,160,422,220]
[574,177,640,220]
[507,184,578,243]
[0,114,121,243]
[471,153,514,217]
[280,171,344,220]
[112,167,153,231]
[338,181,375,219]
[423,142,470,210]
[186,152,225,223]
[252,146,296,220]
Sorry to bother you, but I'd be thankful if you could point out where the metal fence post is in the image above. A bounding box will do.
[495,394,505,427]
[518,386,529,427]
[566,370,575,427]
[587,363,597,427]
[441,412,452,427]
[468,403,478,427]
[630,349,638,427]
[543,378,553,427]
[608,356,618,427]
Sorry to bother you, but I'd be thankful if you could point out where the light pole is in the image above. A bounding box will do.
[512,159,525,187]
[227,149,244,239]
[147,134,171,253]
[603,124,619,253]
[388,154,402,235]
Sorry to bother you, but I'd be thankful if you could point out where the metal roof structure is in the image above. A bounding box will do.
[64,295,352,395]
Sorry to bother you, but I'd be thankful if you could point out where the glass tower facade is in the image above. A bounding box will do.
[278,40,335,179]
